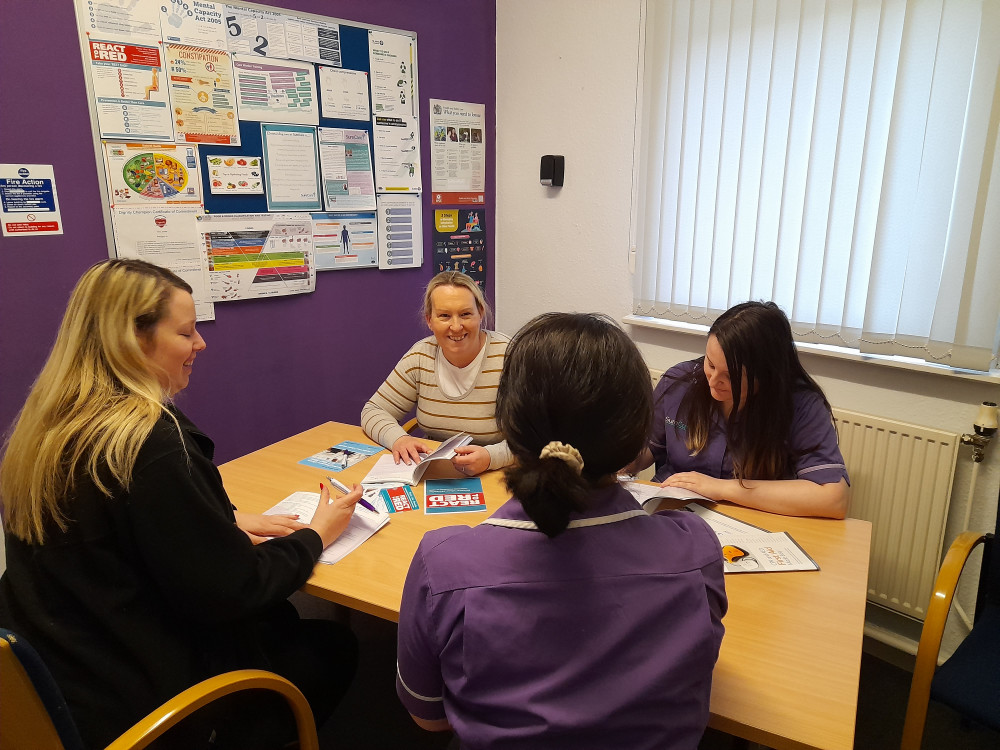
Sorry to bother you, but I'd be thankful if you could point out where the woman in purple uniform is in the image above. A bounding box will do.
[396,313,726,750]
[630,301,849,519]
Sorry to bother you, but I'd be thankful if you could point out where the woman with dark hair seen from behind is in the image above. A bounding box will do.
[628,300,849,519]
[0,259,359,749]
[396,313,726,749]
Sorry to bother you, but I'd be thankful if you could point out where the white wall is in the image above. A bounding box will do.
[496,0,1000,657]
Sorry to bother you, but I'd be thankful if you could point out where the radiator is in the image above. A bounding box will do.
[647,368,958,620]
[832,408,958,619]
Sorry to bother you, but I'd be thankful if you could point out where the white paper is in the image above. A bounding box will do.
[318,128,376,211]
[159,1,228,50]
[88,39,174,141]
[429,99,486,198]
[83,0,162,40]
[165,45,240,145]
[373,115,421,192]
[361,433,472,486]
[0,164,63,237]
[104,142,202,206]
[319,67,371,120]
[368,30,415,117]
[377,194,423,269]
[232,55,318,126]
[264,491,388,565]
[110,205,214,321]
[224,7,343,66]
[198,212,315,301]
[262,125,321,210]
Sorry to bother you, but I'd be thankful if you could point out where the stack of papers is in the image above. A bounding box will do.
[264,490,389,564]
[361,432,473,486]
[680,503,819,573]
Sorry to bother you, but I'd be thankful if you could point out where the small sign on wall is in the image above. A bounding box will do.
[0,164,63,237]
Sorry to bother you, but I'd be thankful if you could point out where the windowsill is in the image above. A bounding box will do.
[623,315,1000,385]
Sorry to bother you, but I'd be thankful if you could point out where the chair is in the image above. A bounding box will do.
[402,417,419,434]
[0,629,319,750]
[900,522,1000,749]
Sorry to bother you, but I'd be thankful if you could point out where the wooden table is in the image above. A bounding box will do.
[220,422,872,750]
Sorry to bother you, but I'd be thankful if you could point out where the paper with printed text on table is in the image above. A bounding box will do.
[263,491,389,564]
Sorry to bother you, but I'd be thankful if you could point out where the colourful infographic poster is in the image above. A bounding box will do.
[433,208,487,292]
[313,212,377,270]
[198,213,315,301]
[165,45,240,145]
[103,142,202,205]
[88,39,173,141]
[232,55,318,126]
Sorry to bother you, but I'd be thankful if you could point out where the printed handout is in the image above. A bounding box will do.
[264,491,388,564]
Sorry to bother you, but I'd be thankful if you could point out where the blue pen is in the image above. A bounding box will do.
[325,475,380,514]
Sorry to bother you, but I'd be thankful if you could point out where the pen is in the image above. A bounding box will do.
[325,475,380,514]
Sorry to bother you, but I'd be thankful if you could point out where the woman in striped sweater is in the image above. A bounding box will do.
[361,272,511,476]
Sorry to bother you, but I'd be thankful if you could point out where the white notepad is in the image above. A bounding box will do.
[263,490,389,564]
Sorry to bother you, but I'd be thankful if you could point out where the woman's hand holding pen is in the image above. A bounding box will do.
[312,482,364,547]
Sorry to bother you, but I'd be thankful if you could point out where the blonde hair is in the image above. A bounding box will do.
[422,271,492,326]
[0,259,191,544]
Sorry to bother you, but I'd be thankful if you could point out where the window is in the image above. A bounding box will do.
[632,0,1000,371]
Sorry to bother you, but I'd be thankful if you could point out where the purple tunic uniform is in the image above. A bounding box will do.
[396,484,727,750]
[650,360,849,485]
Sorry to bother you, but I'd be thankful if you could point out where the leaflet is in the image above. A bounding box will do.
[680,503,819,574]
[298,440,384,472]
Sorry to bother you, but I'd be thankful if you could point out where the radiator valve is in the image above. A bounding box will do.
[961,401,998,462]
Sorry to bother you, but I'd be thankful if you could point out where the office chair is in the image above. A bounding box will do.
[900,519,1000,749]
[0,629,320,750]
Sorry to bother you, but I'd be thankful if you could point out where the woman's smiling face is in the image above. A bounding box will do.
[426,284,484,367]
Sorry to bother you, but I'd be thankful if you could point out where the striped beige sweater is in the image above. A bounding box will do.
[360,331,512,469]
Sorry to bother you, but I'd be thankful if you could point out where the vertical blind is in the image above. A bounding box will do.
[633,0,1000,371]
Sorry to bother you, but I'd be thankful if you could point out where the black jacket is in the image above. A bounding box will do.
[0,407,322,748]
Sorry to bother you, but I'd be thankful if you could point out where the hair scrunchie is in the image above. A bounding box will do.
[538,441,584,475]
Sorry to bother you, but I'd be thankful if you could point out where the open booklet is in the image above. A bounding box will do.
[361,432,474,486]
[679,502,819,573]
[620,478,713,507]
[264,491,389,565]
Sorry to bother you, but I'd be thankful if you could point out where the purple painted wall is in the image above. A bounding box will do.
[0,0,496,462]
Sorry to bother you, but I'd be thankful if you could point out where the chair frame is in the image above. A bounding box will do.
[0,630,319,750]
[900,530,987,750]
